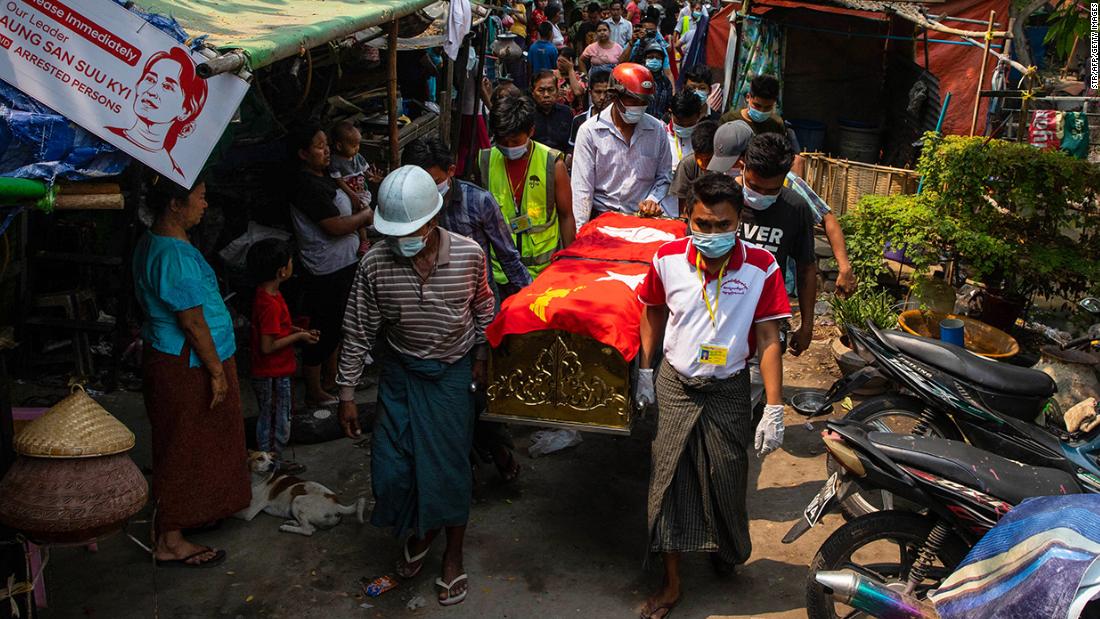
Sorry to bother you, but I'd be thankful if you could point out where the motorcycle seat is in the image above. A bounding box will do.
[868,431,1079,505]
[879,329,1056,398]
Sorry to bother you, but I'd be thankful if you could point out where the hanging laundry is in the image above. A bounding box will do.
[1028,110,1061,150]
[1060,111,1090,159]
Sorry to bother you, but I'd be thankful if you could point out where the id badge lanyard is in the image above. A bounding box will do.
[696,252,730,366]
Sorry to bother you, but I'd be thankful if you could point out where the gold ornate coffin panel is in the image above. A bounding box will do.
[485,330,633,434]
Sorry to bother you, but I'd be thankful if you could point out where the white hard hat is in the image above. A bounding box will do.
[374,165,444,236]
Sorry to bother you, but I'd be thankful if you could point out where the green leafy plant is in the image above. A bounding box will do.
[1043,2,1089,59]
[830,288,900,336]
[842,134,1100,300]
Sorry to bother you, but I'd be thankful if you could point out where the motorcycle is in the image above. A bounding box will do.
[781,418,1082,619]
[795,297,1100,517]
[812,494,1100,619]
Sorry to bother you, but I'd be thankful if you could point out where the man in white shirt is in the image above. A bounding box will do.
[636,172,787,619]
[571,62,673,229]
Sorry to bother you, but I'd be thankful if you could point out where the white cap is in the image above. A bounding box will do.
[374,165,444,237]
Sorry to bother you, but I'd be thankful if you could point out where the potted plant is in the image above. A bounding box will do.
[842,135,1100,330]
[829,289,899,394]
[916,134,1100,328]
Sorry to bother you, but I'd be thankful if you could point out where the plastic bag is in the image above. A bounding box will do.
[527,429,582,458]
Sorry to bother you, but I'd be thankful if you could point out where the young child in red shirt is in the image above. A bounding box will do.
[247,239,318,474]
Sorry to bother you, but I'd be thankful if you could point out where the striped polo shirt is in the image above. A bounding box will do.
[336,228,495,397]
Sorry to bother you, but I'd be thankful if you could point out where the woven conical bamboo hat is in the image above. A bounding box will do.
[15,386,135,458]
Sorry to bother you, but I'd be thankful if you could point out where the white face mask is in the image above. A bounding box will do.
[743,183,779,210]
[621,104,647,124]
[497,140,529,160]
[437,178,450,196]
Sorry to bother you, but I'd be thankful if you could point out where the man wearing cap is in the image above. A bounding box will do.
[336,165,495,608]
[572,62,673,228]
[667,120,751,215]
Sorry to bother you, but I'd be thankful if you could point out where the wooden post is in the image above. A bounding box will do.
[969,10,996,136]
[439,54,453,147]
[387,19,400,168]
[1062,35,1081,79]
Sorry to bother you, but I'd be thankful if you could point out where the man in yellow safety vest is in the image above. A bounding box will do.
[478,94,576,295]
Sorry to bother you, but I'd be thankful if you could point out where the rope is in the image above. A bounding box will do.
[0,543,48,617]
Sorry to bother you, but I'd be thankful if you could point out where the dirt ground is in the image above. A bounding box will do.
[25,323,849,619]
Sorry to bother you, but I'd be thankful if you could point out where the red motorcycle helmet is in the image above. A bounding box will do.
[609,62,655,104]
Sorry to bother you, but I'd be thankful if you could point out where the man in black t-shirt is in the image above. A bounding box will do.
[737,133,817,356]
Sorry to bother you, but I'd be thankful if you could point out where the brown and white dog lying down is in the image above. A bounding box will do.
[235,451,366,536]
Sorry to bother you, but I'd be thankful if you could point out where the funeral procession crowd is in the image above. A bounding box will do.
[69,0,870,616]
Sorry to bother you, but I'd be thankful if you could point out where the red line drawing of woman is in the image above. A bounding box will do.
[108,47,208,179]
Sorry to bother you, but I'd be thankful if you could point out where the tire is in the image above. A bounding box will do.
[806,511,968,619]
[827,394,959,519]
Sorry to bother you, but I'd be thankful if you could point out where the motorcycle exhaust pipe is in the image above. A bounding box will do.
[816,570,939,619]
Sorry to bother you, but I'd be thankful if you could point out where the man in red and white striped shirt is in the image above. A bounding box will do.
[635,173,788,618]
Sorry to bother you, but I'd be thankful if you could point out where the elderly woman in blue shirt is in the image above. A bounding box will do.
[132,176,250,568]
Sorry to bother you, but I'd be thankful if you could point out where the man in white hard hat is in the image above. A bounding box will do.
[336,165,494,608]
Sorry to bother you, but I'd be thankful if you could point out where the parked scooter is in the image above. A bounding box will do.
[782,418,1082,619]
[795,297,1100,517]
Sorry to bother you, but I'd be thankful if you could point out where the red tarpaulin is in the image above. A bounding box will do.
[704,0,1010,136]
[486,213,688,361]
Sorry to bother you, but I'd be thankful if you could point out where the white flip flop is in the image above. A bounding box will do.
[397,536,431,579]
[435,573,468,606]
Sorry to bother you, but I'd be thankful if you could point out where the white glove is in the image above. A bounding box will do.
[636,368,656,408]
[755,404,785,457]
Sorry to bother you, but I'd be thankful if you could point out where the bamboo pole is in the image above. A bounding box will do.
[387,19,400,169]
[1062,35,1081,79]
[969,10,996,136]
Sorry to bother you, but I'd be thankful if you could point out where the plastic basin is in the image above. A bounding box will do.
[897,309,1019,359]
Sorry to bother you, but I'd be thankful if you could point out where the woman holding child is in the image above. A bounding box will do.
[288,123,374,406]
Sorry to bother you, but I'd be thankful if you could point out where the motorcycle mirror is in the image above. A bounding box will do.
[1080,297,1100,315]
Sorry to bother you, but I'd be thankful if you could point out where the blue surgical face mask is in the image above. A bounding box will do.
[644,58,663,72]
[692,10,702,19]
[392,232,428,257]
[672,123,695,141]
[746,106,772,123]
[497,140,529,160]
[693,89,709,103]
[690,226,738,259]
[621,103,647,124]
[743,183,778,210]
[437,179,450,196]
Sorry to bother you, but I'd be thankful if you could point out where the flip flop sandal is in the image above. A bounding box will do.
[396,536,432,579]
[435,573,468,607]
[155,548,226,569]
[640,598,679,619]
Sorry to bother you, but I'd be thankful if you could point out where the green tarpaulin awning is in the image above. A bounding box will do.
[133,0,439,70]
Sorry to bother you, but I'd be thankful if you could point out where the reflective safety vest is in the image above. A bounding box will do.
[478,142,563,284]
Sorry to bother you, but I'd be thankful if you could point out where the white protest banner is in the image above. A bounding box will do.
[0,0,249,187]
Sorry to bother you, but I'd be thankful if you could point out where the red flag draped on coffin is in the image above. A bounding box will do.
[486,214,687,361]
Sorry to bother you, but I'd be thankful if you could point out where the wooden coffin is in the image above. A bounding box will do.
[485,330,633,435]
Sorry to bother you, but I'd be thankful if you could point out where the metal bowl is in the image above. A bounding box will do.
[791,391,829,417]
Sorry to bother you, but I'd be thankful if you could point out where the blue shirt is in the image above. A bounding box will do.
[132,232,236,368]
[440,179,533,288]
[528,40,559,74]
